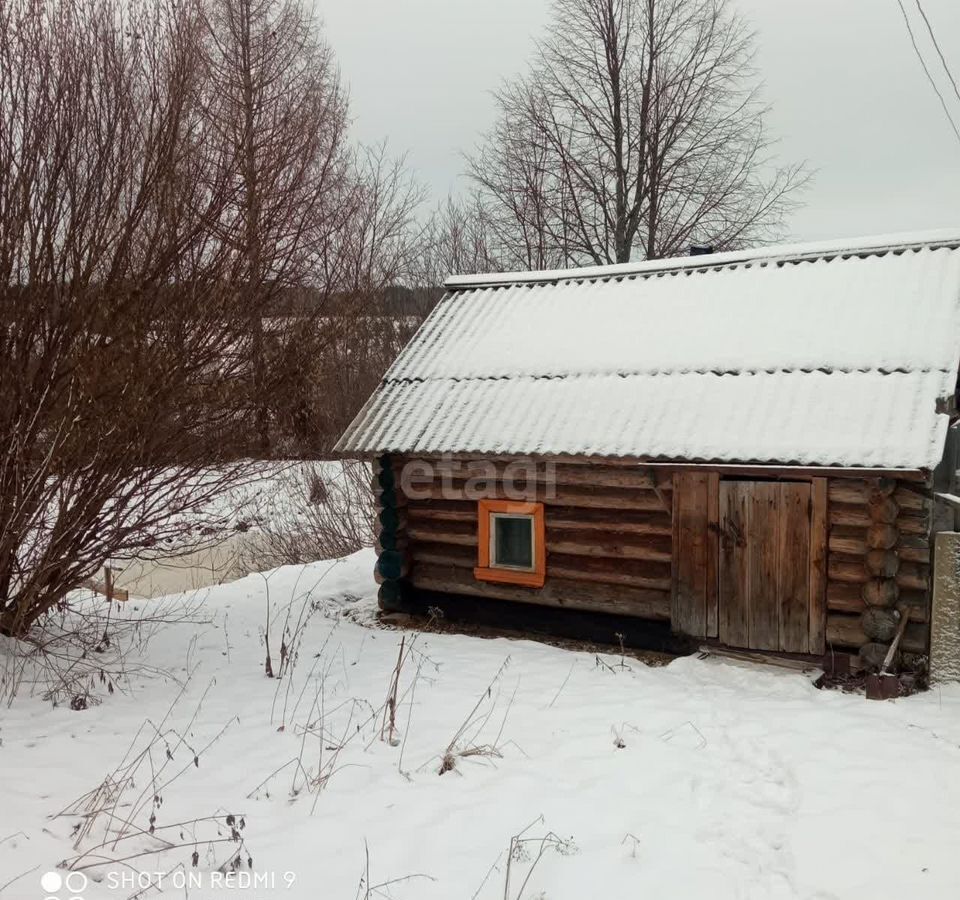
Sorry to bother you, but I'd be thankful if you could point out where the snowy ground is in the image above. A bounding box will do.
[3,550,960,900]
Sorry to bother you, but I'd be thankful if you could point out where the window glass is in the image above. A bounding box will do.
[493,515,533,569]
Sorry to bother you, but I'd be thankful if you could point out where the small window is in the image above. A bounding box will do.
[474,500,545,587]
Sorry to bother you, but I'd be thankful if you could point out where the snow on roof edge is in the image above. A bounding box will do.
[444,227,960,289]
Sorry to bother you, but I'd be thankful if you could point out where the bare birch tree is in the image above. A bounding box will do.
[469,0,807,268]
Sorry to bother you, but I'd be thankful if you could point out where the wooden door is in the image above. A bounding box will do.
[719,481,819,653]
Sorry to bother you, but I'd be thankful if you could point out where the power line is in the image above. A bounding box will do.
[895,0,960,148]
[913,0,960,105]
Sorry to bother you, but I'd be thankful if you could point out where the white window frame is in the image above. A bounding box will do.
[489,512,537,572]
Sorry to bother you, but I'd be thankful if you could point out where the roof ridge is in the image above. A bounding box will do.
[384,365,953,385]
[443,227,960,290]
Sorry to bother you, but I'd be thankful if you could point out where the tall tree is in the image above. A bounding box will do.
[469,0,806,268]
[203,0,350,454]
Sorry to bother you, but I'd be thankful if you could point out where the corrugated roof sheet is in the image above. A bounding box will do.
[336,231,960,470]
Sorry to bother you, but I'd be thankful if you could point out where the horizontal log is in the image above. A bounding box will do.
[827,613,869,648]
[867,523,899,550]
[865,550,899,577]
[829,503,872,528]
[830,584,928,622]
[899,590,930,623]
[830,527,926,560]
[410,542,475,568]
[846,595,929,623]
[829,527,870,556]
[407,499,674,536]
[861,579,900,608]
[413,482,667,511]
[411,563,671,620]
[826,613,926,653]
[547,531,672,563]
[391,453,929,482]
[378,506,407,533]
[545,553,672,590]
[828,480,924,510]
[828,556,868,584]
[827,482,876,506]
[893,486,930,512]
[398,459,661,490]
[408,541,673,591]
[896,563,929,591]
[407,521,673,564]
[830,503,927,534]
[406,499,475,522]
[827,581,865,612]
[407,520,477,547]
[897,534,930,564]
[376,532,408,554]
[862,607,900,642]
[867,494,899,524]
[548,507,673,535]
[897,514,929,535]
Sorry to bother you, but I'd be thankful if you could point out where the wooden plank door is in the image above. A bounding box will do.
[718,481,815,653]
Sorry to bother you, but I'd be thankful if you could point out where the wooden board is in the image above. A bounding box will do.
[808,478,828,654]
[779,482,812,653]
[719,480,814,653]
[719,481,751,648]
[671,472,719,639]
[748,483,780,651]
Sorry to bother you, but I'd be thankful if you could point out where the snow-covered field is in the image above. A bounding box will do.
[3,550,960,900]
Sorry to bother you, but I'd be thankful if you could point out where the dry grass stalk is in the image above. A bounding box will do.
[502,816,578,900]
[437,656,515,776]
[53,673,242,876]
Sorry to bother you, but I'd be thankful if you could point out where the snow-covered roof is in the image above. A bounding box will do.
[336,230,960,470]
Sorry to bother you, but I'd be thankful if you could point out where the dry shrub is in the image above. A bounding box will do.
[245,461,375,568]
[0,589,210,708]
[53,675,251,880]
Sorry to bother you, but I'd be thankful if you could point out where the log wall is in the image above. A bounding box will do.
[823,477,932,657]
[385,455,674,622]
[375,456,934,659]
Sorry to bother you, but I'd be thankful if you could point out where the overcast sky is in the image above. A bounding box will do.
[317,0,960,242]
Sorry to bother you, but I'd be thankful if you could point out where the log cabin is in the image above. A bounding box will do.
[335,231,960,670]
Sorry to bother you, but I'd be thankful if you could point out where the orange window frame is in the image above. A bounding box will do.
[474,499,546,588]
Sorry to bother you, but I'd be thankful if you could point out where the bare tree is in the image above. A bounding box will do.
[203,0,351,455]
[271,141,427,455]
[416,195,501,284]
[0,0,261,639]
[469,0,807,267]
[332,142,428,298]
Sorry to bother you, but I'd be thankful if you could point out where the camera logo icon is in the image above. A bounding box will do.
[40,871,87,900]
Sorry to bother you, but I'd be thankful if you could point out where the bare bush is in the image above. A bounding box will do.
[0,0,273,639]
[245,461,375,569]
[0,589,210,708]
[0,0,378,643]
